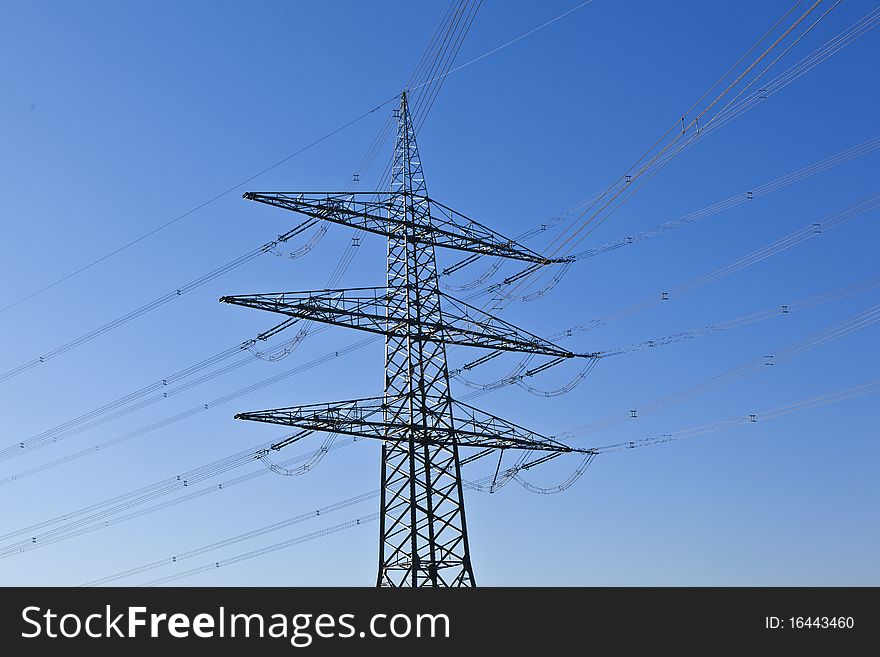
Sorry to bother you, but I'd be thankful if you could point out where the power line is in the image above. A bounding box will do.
[544,5,880,264]
[0,0,491,467]
[4,3,876,585]
[450,13,880,301]
[0,212,348,385]
[89,462,560,586]
[8,185,876,488]
[0,336,375,486]
[0,98,397,317]
[142,514,379,587]
[85,376,880,585]
[457,192,880,374]
[514,378,880,494]
[409,0,595,93]
[453,114,874,294]
[0,11,453,386]
[0,433,366,556]
[453,275,880,395]
[3,0,851,388]
[488,1,861,305]
[544,0,833,258]
[8,227,878,486]
[0,1,507,391]
[6,289,879,559]
[588,379,880,456]
[81,491,378,586]
[567,135,880,263]
[554,302,880,440]
[1,0,591,317]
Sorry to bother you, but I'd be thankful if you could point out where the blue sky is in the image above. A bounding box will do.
[0,0,878,586]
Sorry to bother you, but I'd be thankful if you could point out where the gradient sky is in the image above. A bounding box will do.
[0,0,878,586]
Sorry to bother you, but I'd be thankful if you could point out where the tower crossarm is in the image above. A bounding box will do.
[220,287,588,358]
[242,191,560,265]
[235,395,585,454]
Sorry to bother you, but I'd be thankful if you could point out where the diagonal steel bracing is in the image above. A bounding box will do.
[220,287,589,358]
[235,396,587,453]
[241,191,563,265]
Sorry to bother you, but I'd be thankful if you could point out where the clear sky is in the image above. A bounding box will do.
[0,0,877,586]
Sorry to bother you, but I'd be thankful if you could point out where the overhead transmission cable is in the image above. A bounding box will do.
[0,0,485,466]
[4,298,879,559]
[368,0,482,190]
[136,465,540,586]
[444,134,880,294]
[531,1,875,265]
[469,135,880,300]
[5,2,872,560]
[7,196,878,480]
[542,0,833,258]
[8,181,877,482]
[552,303,880,440]
[139,514,380,587]
[81,490,379,586]
[483,0,850,304]
[8,271,877,487]
[0,0,478,387]
[85,376,880,585]
[0,433,368,556]
[449,8,880,297]
[0,218,319,384]
[410,0,595,94]
[455,276,880,397]
[0,336,376,486]
[10,123,864,468]
[246,0,483,374]
[2,0,860,388]
[513,377,880,494]
[455,192,880,379]
[0,0,586,317]
[0,99,397,317]
[0,2,484,474]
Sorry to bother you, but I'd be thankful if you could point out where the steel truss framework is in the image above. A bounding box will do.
[221,287,587,358]
[223,92,588,587]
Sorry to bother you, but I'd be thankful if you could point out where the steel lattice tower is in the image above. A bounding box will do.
[379,96,472,586]
[221,92,594,587]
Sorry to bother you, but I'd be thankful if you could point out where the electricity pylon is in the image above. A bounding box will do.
[221,92,594,587]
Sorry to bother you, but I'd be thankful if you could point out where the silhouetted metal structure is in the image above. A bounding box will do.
[222,92,592,587]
